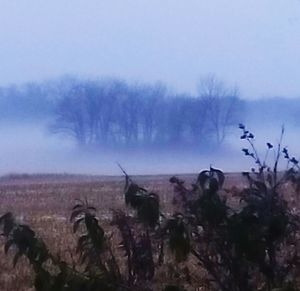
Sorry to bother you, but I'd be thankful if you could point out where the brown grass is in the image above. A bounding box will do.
[0,172,289,291]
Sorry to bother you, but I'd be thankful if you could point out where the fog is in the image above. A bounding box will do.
[0,122,246,175]
[0,77,299,176]
[0,118,299,176]
[0,122,230,175]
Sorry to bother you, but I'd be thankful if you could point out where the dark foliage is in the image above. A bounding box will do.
[167,125,300,291]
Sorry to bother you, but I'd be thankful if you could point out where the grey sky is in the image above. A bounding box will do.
[0,0,299,98]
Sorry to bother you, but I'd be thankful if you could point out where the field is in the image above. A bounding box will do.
[0,172,283,290]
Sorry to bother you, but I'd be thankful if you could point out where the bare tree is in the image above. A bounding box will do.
[138,83,166,145]
[84,79,127,145]
[51,85,88,145]
[198,75,243,145]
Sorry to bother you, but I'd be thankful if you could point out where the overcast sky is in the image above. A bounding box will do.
[0,0,299,99]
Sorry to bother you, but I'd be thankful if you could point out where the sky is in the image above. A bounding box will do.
[0,0,299,99]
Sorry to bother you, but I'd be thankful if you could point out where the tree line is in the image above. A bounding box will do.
[4,75,300,150]
[51,76,243,148]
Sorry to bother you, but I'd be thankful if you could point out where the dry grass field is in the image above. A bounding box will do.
[0,172,287,291]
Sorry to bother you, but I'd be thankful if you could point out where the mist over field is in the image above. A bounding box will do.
[4,124,298,176]
[0,121,246,175]
[0,122,264,175]
[0,84,299,176]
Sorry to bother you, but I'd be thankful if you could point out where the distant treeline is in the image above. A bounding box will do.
[0,76,299,148]
[50,77,243,148]
[0,81,58,120]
